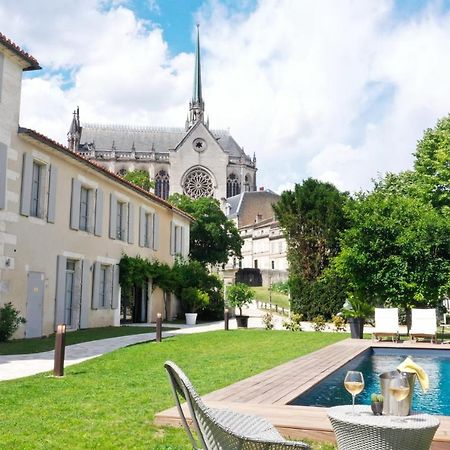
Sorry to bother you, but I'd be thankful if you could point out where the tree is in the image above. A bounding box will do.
[273,178,349,281]
[332,191,450,311]
[414,115,450,210]
[123,170,154,191]
[273,178,349,319]
[169,194,242,266]
[227,283,255,316]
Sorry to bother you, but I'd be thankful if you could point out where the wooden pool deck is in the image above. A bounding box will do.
[154,338,450,449]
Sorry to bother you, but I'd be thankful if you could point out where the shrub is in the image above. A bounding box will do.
[271,281,289,295]
[0,302,26,342]
[332,314,347,332]
[312,314,326,332]
[262,312,274,330]
[282,312,303,331]
[289,272,347,320]
[181,287,209,313]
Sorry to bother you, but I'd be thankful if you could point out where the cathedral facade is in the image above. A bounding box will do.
[67,28,257,201]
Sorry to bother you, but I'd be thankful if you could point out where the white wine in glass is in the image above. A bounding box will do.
[389,374,410,402]
[344,371,365,415]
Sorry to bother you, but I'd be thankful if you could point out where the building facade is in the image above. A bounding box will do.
[224,190,288,286]
[0,33,191,338]
[68,27,257,201]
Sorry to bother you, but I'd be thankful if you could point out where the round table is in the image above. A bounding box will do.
[327,405,440,450]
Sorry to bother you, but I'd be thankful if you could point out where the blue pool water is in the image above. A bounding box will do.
[289,348,450,416]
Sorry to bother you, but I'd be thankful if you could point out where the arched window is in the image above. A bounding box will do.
[183,167,214,198]
[155,170,170,200]
[227,173,240,197]
[244,174,251,192]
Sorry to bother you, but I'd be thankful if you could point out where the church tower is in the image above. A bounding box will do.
[186,25,205,130]
[67,107,82,152]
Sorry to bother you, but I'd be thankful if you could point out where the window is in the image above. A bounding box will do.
[65,260,76,327]
[155,170,170,200]
[271,260,275,270]
[109,194,132,243]
[79,187,89,231]
[226,173,240,197]
[254,259,258,269]
[244,174,251,192]
[183,167,213,198]
[170,221,185,255]
[30,162,44,217]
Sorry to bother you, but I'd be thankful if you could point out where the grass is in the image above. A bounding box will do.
[253,286,290,309]
[0,330,345,449]
[0,326,165,355]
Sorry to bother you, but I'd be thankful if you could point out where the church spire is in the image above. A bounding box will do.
[188,24,205,128]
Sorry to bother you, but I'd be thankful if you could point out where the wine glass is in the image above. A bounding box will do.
[344,371,365,415]
[389,373,410,414]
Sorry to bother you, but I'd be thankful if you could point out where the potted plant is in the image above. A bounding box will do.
[371,393,384,415]
[182,287,209,325]
[340,296,374,339]
[227,283,255,328]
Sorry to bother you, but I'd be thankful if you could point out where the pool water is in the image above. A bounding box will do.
[289,348,450,416]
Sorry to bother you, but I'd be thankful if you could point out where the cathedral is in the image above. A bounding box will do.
[67,27,257,201]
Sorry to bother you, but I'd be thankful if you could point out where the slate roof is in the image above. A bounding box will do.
[226,190,280,227]
[80,123,250,160]
[0,32,41,71]
[18,127,194,222]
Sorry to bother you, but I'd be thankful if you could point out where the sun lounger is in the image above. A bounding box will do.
[372,308,400,342]
[410,308,437,343]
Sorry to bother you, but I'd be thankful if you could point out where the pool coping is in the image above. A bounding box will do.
[154,338,450,449]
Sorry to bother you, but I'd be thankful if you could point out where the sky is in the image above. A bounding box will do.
[2,0,450,194]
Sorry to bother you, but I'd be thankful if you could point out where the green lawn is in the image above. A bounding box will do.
[0,326,163,355]
[0,330,345,449]
[253,286,290,309]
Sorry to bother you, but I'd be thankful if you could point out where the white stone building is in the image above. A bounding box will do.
[68,27,257,201]
[224,190,288,286]
[0,33,191,338]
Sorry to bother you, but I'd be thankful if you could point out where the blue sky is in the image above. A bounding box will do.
[3,0,450,193]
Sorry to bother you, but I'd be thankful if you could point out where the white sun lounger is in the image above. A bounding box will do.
[372,308,400,342]
[410,308,437,343]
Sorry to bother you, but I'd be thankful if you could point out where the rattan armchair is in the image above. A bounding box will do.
[164,361,311,450]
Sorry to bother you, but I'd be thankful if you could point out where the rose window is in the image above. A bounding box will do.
[183,168,214,198]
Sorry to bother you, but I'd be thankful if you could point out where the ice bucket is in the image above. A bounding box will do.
[380,370,416,416]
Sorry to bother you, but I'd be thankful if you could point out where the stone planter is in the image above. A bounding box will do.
[236,315,249,328]
[348,317,364,339]
[185,313,198,326]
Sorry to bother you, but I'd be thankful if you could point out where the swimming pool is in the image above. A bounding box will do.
[289,348,450,416]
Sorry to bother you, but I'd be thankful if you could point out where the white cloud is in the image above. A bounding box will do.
[2,0,450,193]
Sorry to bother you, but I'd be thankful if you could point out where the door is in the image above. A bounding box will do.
[26,272,44,338]
[132,283,148,323]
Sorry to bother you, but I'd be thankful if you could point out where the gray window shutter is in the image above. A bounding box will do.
[54,255,67,328]
[139,207,146,247]
[152,213,159,251]
[91,261,101,309]
[70,179,81,230]
[79,259,90,328]
[109,193,117,239]
[111,265,120,309]
[128,203,134,244]
[47,165,58,223]
[170,220,175,255]
[95,189,103,236]
[20,153,33,216]
[0,142,7,210]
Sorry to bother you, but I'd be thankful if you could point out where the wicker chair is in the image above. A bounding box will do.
[164,361,311,450]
